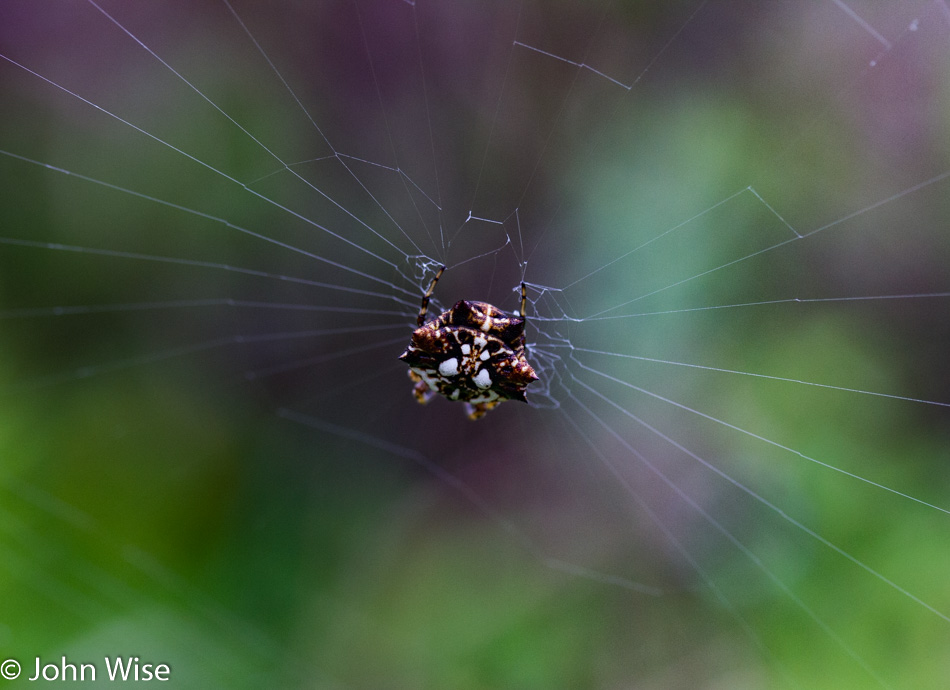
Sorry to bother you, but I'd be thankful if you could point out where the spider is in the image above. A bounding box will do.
[398,265,539,420]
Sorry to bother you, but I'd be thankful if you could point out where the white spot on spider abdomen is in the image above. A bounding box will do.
[460,344,471,355]
[473,368,492,389]
[438,358,460,377]
[479,350,490,361]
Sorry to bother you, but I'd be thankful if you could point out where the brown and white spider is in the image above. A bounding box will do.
[398,265,539,420]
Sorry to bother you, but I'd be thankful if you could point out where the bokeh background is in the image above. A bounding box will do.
[1,1,949,688]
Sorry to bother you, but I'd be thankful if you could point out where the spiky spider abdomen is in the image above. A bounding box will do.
[398,271,539,419]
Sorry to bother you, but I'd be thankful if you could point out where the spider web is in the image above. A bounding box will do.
[1,0,949,687]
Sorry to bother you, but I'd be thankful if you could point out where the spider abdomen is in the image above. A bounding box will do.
[400,274,538,419]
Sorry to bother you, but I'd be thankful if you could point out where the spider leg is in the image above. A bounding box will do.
[417,265,446,327]
[519,281,529,356]
[408,370,436,404]
[465,400,502,420]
